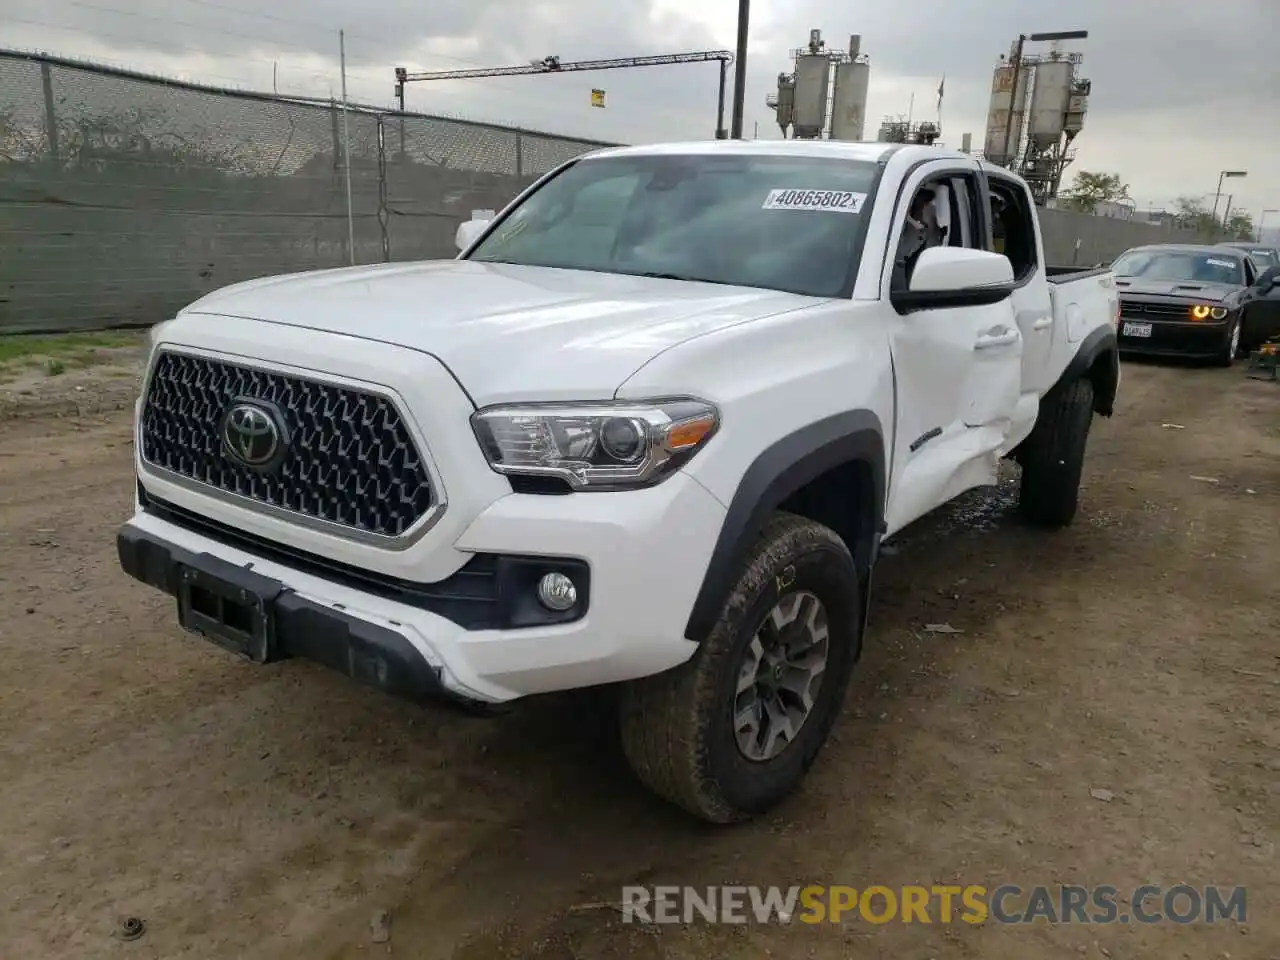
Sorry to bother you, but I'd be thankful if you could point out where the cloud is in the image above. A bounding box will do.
[2,0,1275,213]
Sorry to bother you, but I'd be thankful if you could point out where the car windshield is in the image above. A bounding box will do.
[1112,249,1245,286]
[1244,249,1276,268]
[466,153,880,298]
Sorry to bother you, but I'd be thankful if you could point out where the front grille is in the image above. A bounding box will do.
[1119,299,1192,321]
[140,351,434,538]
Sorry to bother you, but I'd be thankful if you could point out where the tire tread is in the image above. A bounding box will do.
[1018,376,1094,528]
[619,512,855,823]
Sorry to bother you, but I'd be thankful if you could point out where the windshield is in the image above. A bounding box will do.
[1244,249,1276,268]
[1112,249,1245,286]
[466,153,880,297]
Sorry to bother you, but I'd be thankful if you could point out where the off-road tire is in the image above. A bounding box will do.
[618,511,862,823]
[1017,376,1095,528]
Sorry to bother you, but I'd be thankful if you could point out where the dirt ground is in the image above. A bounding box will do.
[0,357,1276,960]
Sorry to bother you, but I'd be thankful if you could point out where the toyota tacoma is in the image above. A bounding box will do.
[118,141,1121,823]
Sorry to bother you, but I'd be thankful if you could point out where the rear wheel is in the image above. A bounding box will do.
[1017,377,1095,528]
[618,512,862,823]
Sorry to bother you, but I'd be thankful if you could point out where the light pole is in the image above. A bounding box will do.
[1259,209,1278,243]
[729,0,750,139]
[1209,170,1246,229]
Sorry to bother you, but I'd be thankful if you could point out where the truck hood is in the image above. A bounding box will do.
[1114,278,1241,302]
[181,260,817,405]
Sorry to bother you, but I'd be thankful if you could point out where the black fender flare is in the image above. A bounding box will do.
[683,410,885,642]
[1055,325,1119,416]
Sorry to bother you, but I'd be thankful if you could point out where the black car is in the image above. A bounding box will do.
[1216,241,1280,272]
[1111,244,1258,364]
[1238,263,1280,353]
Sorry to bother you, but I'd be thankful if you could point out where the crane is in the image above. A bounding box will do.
[395,51,736,139]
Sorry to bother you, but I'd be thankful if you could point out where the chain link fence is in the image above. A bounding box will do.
[2,49,1209,335]
[0,50,615,334]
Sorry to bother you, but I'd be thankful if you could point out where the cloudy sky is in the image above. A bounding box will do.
[4,0,1277,227]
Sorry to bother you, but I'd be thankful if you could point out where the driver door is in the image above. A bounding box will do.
[883,161,1022,533]
[1242,264,1280,352]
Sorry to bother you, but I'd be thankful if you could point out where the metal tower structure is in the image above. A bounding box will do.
[874,116,941,145]
[395,51,736,139]
[983,30,1090,204]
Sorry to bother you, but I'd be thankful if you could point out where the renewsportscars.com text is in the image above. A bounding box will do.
[621,884,1247,926]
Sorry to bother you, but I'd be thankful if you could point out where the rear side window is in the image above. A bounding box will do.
[986,177,1038,282]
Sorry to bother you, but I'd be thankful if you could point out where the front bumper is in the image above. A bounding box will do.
[118,471,727,705]
[1117,316,1231,359]
[117,524,467,706]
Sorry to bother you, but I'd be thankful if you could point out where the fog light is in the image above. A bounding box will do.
[536,572,577,611]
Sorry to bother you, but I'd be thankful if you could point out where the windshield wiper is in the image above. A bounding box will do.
[635,270,732,285]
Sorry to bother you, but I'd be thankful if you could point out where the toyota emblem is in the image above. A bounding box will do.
[220,400,286,469]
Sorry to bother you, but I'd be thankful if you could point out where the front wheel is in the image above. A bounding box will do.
[618,512,862,823]
[1215,318,1241,367]
[1017,376,1095,528]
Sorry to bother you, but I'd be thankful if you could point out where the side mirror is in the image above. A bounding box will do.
[455,210,494,252]
[893,247,1016,313]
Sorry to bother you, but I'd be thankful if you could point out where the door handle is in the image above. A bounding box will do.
[974,330,1019,349]
[1032,316,1053,330]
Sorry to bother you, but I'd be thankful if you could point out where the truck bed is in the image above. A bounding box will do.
[1046,265,1111,283]
[1046,264,1118,346]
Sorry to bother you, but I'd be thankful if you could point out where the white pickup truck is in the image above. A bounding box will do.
[118,141,1120,823]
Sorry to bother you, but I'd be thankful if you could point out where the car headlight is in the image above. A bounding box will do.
[471,399,719,490]
[1190,304,1228,321]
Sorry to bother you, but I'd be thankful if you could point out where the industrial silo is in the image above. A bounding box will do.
[1027,59,1073,150]
[791,51,831,139]
[829,38,869,142]
[771,73,797,134]
[982,60,1032,166]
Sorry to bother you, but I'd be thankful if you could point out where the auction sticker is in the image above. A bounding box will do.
[1205,258,1235,268]
[762,189,866,213]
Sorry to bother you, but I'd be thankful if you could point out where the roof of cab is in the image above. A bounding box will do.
[1218,242,1276,252]
[579,139,968,165]
[1121,243,1247,259]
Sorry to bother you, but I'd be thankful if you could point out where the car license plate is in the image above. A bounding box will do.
[1122,321,1152,338]
[176,555,283,662]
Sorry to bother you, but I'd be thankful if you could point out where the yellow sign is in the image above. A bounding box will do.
[590,88,606,108]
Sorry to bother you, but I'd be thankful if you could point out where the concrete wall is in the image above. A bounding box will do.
[1038,207,1202,266]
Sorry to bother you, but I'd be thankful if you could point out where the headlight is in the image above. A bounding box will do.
[471,399,719,490]
[1189,304,1228,321]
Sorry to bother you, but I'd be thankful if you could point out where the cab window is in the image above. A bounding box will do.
[986,177,1037,282]
[891,173,982,288]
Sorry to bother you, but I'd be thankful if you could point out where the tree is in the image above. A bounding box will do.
[1223,210,1255,241]
[1059,171,1131,214]
[1172,197,1244,241]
